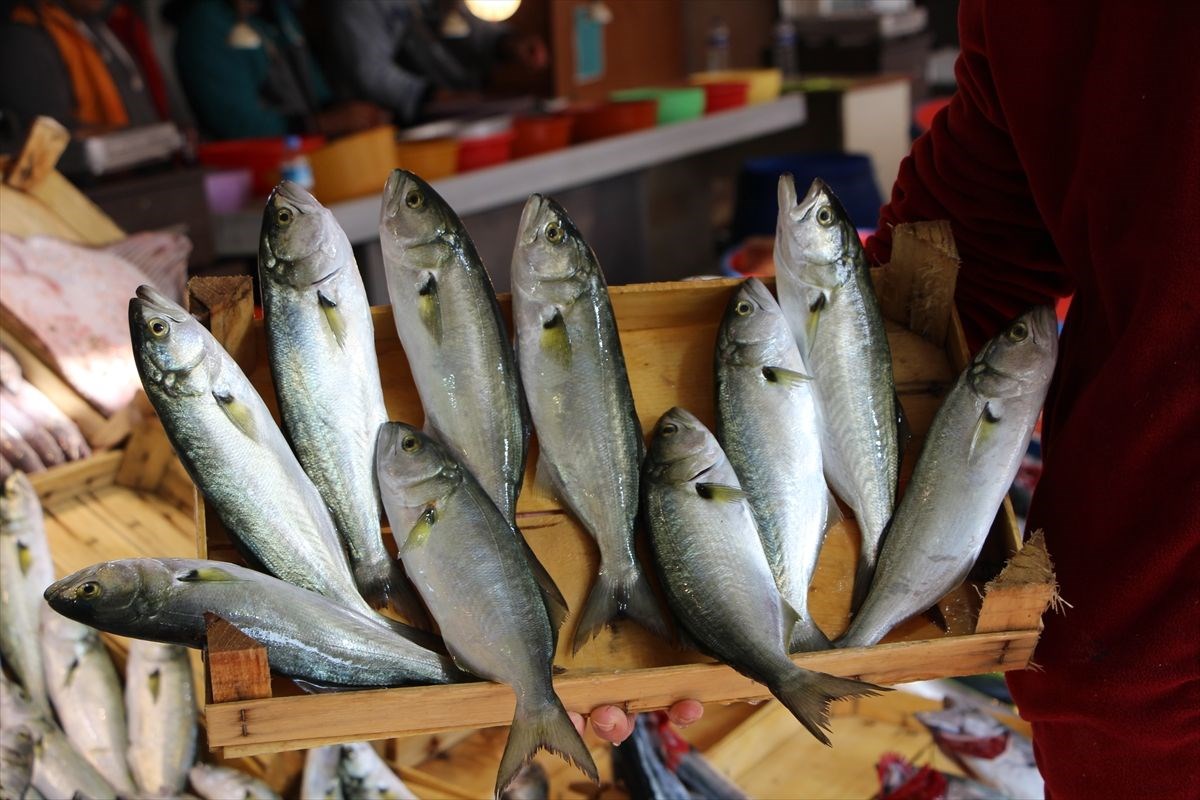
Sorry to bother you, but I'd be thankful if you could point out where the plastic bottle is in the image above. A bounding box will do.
[773,19,799,78]
[706,17,731,71]
[279,135,314,191]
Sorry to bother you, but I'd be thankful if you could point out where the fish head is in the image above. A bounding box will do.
[43,559,168,631]
[646,407,724,484]
[775,175,857,288]
[970,306,1059,399]
[376,422,461,506]
[337,743,373,780]
[717,278,793,365]
[259,181,342,287]
[511,194,592,301]
[0,471,40,533]
[380,170,454,257]
[129,285,211,394]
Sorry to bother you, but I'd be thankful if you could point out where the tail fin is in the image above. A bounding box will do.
[497,696,598,798]
[355,558,432,630]
[788,614,833,653]
[571,568,670,654]
[770,667,887,746]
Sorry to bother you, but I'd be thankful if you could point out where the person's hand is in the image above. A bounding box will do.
[502,33,549,70]
[315,101,392,138]
[568,699,703,745]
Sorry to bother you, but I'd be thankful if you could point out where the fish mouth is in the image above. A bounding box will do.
[134,285,188,322]
[519,194,545,244]
[272,179,317,210]
[793,177,829,222]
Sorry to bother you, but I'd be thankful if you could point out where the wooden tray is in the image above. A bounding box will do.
[193,224,1057,758]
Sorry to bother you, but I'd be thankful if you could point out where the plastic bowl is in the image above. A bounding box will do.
[395,138,459,181]
[202,169,253,214]
[696,81,750,114]
[610,87,705,125]
[309,125,400,204]
[511,114,574,158]
[196,135,324,196]
[457,131,514,172]
[571,100,658,143]
[691,69,783,105]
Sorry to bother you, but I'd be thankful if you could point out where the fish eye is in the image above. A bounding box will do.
[400,434,421,453]
[1008,321,1029,342]
[544,221,564,244]
[816,205,835,227]
[148,318,169,338]
[78,581,102,598]
[405,189,424,209]
[276,207,293,226]
[734,300,754,316]
[660,422,678,435]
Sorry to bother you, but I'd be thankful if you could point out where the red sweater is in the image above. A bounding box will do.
[866,3,1200,797]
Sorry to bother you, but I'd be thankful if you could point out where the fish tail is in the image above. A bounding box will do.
[770,667,887,746]
[355,558,432,630]
[571,567,670,654]
[788,615,833,653]
[497,695,598,798]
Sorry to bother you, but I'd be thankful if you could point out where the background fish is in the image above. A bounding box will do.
[775,175,902,611]
[124,640,197,799]
[0,725,34,800]
[715,279,837,652]
[189,763,280,800]
[511,194,667,652]
[337,742,417,800]
[0,472,53,716]
[300,745,343,800]
[839,307,1058,648]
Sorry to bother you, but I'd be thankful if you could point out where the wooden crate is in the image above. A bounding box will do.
[193,223,1056,758]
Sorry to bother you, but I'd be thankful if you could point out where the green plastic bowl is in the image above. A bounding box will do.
[610,87,706,125]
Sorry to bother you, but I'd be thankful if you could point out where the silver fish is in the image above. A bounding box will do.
[775,175,902,610]
[189,763,280,800]
[129,285,418,636]
[337,742,416,800]
[43,558,461,687]
[259,181,423,624]
[300,746,343,800]
[839,307,1058,648]
[511,194,668,653]
[0,724,34,800]
[40,607,136,795]
[125,640,197,799]
[715,279,838,652]
[0,671,117,800]
[376,423,598,797]
[642,408,884,745]
[0,472,52,716]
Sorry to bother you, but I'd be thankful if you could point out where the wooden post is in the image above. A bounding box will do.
[187,276,256,367]
[975,530,1057,634]
[878,221,961,348]
[205,613,272,703]
[5,116,70,190]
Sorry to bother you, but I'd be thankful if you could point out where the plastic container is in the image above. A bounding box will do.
[570,100,658,143]
[511,114,574,158]
[610,87,705,125]
[202,169,253,214]
[456,132,514,172]
[395,138,459,181]
[696,81,749,114]
[279,135,314,190]
[308,125,400,204]
[196,135,324,196]
[691,69,783,105]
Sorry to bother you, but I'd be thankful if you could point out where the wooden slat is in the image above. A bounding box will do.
[976,530,1057,634]
[5,116,69,191]
[206,614,272,703]
[29,450,121,505]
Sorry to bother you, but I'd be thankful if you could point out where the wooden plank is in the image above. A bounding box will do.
[25,171,125,245]
[703,701,798,776]
[187,276,256,368]
[880,220,961,347]
[205,614,273,703]
[207,630,1039,756]
[389,729,476,769]
[976,529,1057,634]
[0,184,83,241]
[5,116,69,191]
[29,450,121,505]
[115,414,177,492]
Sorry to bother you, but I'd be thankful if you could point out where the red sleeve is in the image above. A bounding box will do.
[864,2,1070,348]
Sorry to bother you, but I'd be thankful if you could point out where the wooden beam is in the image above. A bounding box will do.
[205,613,272,704]
[187,276,256,367]
[5,116,69,191]
[975,530,1057,634]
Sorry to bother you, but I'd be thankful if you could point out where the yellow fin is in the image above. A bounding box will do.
[318,290,347,348]
[178,566,240,582]
[696,482,747,503]
[403,506,437,553]
[968,402,1001,467]
[805,292,825,354]
[418,273,442,344]
[762,365,812,387]
[539,308,571,367]
[148,667,161,702]
[16,541,32,575]
[214,391,258,442]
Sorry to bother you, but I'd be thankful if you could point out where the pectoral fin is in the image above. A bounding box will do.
[417,273,442,344]
[178,566,241,582]
[402,506,437,553]
[762,365,813,387]
[696,483,747,502]
[539,308,570,367]
[805,292,827,354]
[968,402,1002,467]
[317,290,347,348]
[213,390,258,442]
[16,541,32,575]
[147,668,161,702]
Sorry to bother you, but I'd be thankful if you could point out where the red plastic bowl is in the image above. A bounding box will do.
[196,136,324,195]
[457,131,515,172]
[571,100,658,144]
[511,115,574,158]
[698,81,749,114]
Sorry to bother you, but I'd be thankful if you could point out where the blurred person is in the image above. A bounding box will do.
[315,0,548,125]
[169,0,390,140]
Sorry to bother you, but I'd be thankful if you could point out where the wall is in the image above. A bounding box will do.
[680,0,778,74]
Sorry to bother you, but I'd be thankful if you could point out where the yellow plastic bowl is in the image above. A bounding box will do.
[309,125,399,205]
[690,69,783,105]
[395,138,459,181]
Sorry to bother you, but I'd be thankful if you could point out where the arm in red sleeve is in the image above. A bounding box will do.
[864,2,1071,348]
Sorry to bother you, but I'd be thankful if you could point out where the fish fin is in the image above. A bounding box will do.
[353,558,432,631]
[178,566,241,582]
[518,530,569,636]
[531,455,563,505]
[770,667,887,746]
[968,402,1001,467]
[401,506,437,554]
[213,389,259,442]
[849,551,877,615]
[317,290,347,348]
[788,614,833,653]
[16,540,32,575]
[762,365,813,387]
[64,656,80,687]
[417,272,442,345]
[571,568,670,655]
[895,392,911,469]
[695,483,747,503]
[497,696,598,797]
[147,668,161,702]
[780,597,801,646]
[823,490,844,533]
[539,307,571,367]
[377,614,448,653]
[292,678,372,694]
[804,291,827,356]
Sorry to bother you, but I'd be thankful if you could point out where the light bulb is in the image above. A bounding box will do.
[463,0,521,23]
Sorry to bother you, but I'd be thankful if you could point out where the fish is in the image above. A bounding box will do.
[129,284,422,637]
[715,278,838,652]
[838,307,1058,648]
[0,724,34,800]
[611,716,690,800]
[40,607,136,795]
[258,181,423,625]
[300,745,343,800]
[774,175,902,611]
[500,762,548,800]
[336,742,417,800]
[125,640,197,799]
[375,423,598,797]
[0,472,53,716]
[189,763,280,800]
[510,194,668,652]
[0,670,117,800]
[642,408,885,745]
[44,558,462,688]
[379,171,565,628]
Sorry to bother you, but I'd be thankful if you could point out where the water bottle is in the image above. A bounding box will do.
[706,17,731,71]
[279,135,314,191]
[773,19,799,78]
